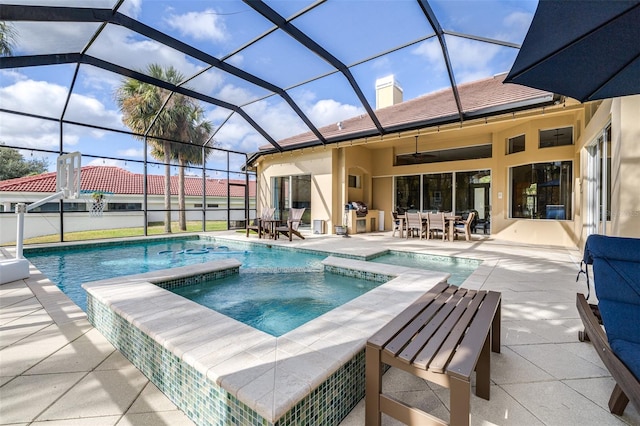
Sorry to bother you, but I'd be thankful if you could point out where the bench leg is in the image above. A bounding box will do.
[492,299,501,353]
[365,345,382,426]
[450,376,470,426]
[476,333,491,400]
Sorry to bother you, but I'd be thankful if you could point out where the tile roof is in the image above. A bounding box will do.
[264,73,554,150]
[0,166,255,197]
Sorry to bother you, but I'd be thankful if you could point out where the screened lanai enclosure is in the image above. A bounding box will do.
[0,0,538,243]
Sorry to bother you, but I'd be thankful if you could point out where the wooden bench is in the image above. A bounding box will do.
[577,293,640,415]
[366,282,501,426]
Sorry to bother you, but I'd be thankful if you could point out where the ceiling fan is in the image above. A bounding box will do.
[412,136,434,160]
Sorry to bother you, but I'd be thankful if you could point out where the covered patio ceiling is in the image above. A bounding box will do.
[0,0,537,162]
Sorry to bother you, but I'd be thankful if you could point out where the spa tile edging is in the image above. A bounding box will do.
[83,256,450,425]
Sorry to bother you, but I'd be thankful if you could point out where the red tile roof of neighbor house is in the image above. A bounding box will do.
[0,166,256,197]
[264,73,554,150]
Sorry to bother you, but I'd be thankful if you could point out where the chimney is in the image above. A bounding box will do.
[375,75,403,109]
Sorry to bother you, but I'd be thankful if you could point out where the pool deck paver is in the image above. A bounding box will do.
[1,232,639,425]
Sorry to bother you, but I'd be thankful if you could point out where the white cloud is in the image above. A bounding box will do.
[86,158,126,168]
[307,99,363,128]
[164,9,228,42]
[503,11,534,41]
[411,36,502,84]
[119,0,142,19]
[0,77,121,149]
[117,148,145,158]
[85,25,205,79]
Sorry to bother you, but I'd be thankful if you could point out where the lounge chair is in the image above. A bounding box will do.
[246,207,275,238]
[453,211,476,241]
[577,234,640,415]
[275,208,306,241]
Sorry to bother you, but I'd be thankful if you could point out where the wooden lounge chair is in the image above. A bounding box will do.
[246,207,275,238]
[577,234,640,415]
[275,207,306,241]
[453,211,476,241]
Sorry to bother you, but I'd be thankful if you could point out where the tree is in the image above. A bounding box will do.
[0,21,16,56]
[0,146,48,180]
[115,64,213,233]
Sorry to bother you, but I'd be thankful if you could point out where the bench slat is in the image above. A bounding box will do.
[447,291,501,380]
[368,282,450,350]
[410,293,476,370]
[385,288,465,358]
[422,291,486,372]
[396,290,467,363]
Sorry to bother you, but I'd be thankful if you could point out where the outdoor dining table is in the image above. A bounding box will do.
[444,215,462,241]
[395,214,461,241]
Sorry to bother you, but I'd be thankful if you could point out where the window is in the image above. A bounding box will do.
[194,203,219,208]
[511,161,572,220]
[348,175,361,188]
[539,127,573,148]
[507,134,525,154]
[395,175,420,213]
[107,203,141,211]
[396,144,492,165]
[422,173,452,212]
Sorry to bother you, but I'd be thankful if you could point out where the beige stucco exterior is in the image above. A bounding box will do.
[255,95,640,248]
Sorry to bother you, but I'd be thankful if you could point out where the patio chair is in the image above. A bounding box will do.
[246,207,275,238]
[453,211,476,241]
[404,211,425,239]
[275,208,306,241]
[391,211,402,237]
[427,212,446,240]
[577,234,640,415]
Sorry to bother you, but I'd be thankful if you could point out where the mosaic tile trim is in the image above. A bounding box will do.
[240,267,323,274]
[154,267,239,290]
[323,265,393,283]
[365,250,482,266]
[212,237,368,261]
[87,293,370,426]
[24,234,200,254]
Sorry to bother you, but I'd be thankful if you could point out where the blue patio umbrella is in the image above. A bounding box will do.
[505,1,640,102]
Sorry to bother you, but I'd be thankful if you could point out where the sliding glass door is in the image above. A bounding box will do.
[272,175,311,224]
[586,125,611,235]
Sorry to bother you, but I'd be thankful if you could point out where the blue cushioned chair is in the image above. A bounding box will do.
[578,234,640,415]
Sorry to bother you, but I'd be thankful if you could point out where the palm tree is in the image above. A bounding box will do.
[0,21,16,56]
[115,64,213,233]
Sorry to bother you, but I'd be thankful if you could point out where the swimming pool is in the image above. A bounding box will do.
[27,235,474,425]
[25,237,326,311]
[172,270,384,337]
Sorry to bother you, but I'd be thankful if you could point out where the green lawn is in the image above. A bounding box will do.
[4,221,231,246]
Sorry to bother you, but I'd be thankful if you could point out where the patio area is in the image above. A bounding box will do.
[1,231,639,426]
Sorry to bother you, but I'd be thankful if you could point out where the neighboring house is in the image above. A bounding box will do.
[0,166,256,243]
[249,73,640,247]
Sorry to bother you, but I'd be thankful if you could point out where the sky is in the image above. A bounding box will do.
[0,0,538,178]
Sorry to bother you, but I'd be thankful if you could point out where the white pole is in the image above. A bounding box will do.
[15,191,65,259]
[15,203,26,259]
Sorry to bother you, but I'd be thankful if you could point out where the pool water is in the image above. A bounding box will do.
[172,271,383,337]
[370,251,480,285]
[25,238,325,311]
